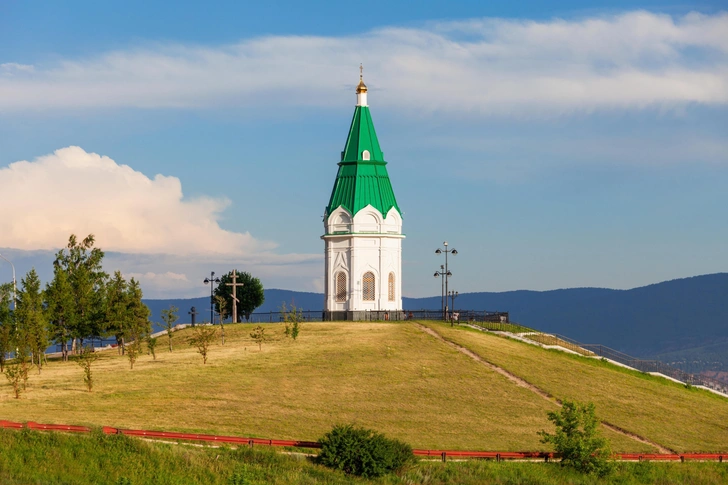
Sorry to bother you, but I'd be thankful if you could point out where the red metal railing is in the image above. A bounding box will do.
[0,420,724,462]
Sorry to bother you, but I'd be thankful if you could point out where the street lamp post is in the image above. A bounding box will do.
[0,253,16,310]
[433,265,450,320]
[434,241,457,321]
[203,272,221,324]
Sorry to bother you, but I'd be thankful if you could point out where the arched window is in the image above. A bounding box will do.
[362,272,375,301]
[388,272,395,301]
[335,272,347,302]
[362,150,371,160]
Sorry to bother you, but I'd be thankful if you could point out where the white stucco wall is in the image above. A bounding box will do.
[322,205,403,313]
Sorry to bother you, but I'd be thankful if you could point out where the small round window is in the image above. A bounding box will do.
[362,150,370,160]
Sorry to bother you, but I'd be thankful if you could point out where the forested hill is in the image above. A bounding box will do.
[144,273,728,369]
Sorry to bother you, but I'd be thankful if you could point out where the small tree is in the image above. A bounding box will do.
[215,295,228,345]
[125,278,151,370]
[281,301,302,341]
[187,325,217,364]
[146,335,158,360]
[126,339,140,369]
[5,351,30,399]
[161,305,179,352]
[538,400,612,476]
[249,325,268,351]
[77,345,98,392]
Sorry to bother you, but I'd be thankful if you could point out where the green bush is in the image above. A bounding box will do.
[538,400,613,477]
[316,424,414,478]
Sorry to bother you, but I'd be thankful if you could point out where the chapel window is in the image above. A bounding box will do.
[362,150,370,160]
[388,272,395,301]
[336,272,347,302]
[362,272,376,301]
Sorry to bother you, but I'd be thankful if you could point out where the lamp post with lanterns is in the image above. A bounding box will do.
[203,272,221,324]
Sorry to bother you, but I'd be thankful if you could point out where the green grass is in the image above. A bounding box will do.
[1,322,561,450]
[422,321,728,453]
[1,429,726,485]
[521,333,596,356]
[0,321,724,453]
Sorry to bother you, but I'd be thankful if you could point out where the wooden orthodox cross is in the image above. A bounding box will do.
[226,270,245,323]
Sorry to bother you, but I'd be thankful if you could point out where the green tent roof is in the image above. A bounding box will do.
[326,105,401,218]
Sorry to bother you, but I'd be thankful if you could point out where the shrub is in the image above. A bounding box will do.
[316,424,414,478]
[538,400,613,476]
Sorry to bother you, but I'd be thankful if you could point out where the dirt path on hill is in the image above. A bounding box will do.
[414,322,673,454]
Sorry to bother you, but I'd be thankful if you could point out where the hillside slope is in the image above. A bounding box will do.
[2,321,725,453]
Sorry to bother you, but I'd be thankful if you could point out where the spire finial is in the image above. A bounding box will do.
[356,64,368,95]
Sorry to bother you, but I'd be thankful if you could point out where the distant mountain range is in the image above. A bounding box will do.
[144,273,728,373]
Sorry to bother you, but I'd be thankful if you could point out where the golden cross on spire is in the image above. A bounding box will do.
[359,63,363,80]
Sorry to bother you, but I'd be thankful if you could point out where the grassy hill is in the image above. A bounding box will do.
[144,273,728,377]
[2,321,726,454]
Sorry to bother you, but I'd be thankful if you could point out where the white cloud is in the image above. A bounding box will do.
[0,11,726,114]
[0,146,279,256]
[127,271,189,282]
[125,271,190,294]
[0,63,35,73]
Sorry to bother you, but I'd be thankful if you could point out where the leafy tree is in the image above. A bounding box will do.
[213,270,264,322]
[15,269,49,373]
[125,279,151,370]
[4,349,30,399]
[215,295,228,345]
[54,234,108,350]
[538,400,613,476]
[146,335,158,360]
[0,283,14,372]
[46,264,75,361]
[249,325,268,351]
[105,271,131,355]
[77,345,98,392]
[161,305,178,352]
[187,325,217,364]
[281,301,302,341]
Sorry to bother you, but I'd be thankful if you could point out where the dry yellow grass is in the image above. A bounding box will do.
[0,321,656,452]
[422,321,728,453]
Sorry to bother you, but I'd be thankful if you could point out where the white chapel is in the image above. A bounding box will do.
[322,71,404,320]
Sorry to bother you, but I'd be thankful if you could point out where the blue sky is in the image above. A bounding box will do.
[1,1,727,299]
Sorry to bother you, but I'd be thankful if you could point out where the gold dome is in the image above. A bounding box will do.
[356,78,368,94]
